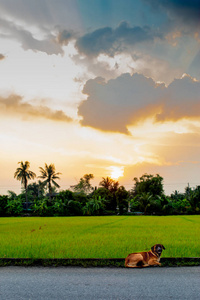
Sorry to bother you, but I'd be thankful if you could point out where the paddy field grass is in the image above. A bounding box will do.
[0,215,199,259]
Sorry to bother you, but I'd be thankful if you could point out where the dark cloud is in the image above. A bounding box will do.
[0,94,72,122]
[156,75,200,121]
[78,73,164,133]
[57,29,75,45]
[78,73,200,134]
[145,0,200,27]
[75,21,162,57]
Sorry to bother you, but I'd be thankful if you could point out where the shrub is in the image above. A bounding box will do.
[67,200,83,216]
[32,198,52,216]
[6,197,23,216]
[83,196,105,216]
[0,195,9,216]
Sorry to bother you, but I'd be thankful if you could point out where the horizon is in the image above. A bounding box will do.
[0,163,197,196]
[0,0,200,196]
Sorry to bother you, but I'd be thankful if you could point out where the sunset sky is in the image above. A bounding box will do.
[0,0,200,195]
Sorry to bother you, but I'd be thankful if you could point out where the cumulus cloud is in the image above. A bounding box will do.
[78,73,165,133]
[75,21,162,57]
[0,94,72,122]
[156,74,200,121]
[78,73,200,134]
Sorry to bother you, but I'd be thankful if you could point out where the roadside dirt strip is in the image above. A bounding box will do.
[0,257,200,267]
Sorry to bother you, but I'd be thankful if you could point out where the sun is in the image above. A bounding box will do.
[110,166,124,180]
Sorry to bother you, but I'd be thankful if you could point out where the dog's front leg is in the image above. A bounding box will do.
[139,264,149,267]
[149,260,161,267]
[153,262,161,267]
[125,264,139,268]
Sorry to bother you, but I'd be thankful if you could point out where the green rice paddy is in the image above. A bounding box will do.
[0,215,199,258]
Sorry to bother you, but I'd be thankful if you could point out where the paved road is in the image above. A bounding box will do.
[0,266,200,299]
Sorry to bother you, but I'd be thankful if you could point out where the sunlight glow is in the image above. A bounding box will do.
[110,166,124,180]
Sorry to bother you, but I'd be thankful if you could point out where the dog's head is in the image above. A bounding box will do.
[151,244,165,257]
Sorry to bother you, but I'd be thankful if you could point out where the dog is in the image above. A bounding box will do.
[125,244,165,268]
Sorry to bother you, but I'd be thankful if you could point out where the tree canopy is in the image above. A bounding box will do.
[71,174,94,194]
[38,163,61,201]
[133,173,164,197]
[14,161,36,209]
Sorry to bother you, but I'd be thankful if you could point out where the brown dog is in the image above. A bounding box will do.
[125,244,165,268]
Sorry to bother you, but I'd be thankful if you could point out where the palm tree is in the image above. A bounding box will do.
[14,161,36,210]
[99,177,114,190]
[38,163,61,201]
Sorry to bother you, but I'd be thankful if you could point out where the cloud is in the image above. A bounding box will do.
[156,74,200,121]
[0,16,161,57]
[0,0,83,32]
[0,94,73,122]
[78,73,200,134]
[75,21,162,57]
[0,18,62,55]
[57,29,75,45]
[78,73,164,133]
[19,30,62,55]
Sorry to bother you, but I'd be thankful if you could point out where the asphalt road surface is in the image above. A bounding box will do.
[0,266,200,300]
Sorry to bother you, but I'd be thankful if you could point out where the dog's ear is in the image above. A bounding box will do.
[161,244,165,250]
[151,245,155,252]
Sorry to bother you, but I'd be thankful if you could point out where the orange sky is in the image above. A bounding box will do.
[0,0,200,195]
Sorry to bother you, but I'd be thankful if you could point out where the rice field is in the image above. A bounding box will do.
[0,215,199,258]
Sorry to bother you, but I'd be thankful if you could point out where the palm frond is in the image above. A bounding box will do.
[38,167,47,178]
[52,173,61,180]
[52,179,60,188]
[40,179,48,187]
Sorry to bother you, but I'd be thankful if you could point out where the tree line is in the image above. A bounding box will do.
[0,161,200,216]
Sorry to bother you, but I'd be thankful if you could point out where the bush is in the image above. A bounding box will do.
[83,196,105,216]
[32,198,52,216]
[73,192,89,207]
[67,200,83,216]
[0,195,8,216]
[91,188,114,212]
[6,197,23,216]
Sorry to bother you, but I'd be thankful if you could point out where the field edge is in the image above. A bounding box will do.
[0,257,200,267]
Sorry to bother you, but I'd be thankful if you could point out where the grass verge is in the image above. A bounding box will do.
[0,258,200,267]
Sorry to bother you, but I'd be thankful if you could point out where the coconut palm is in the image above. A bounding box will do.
[99,177,115,190]
[14,161,36,210]
[38,163,61,201]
